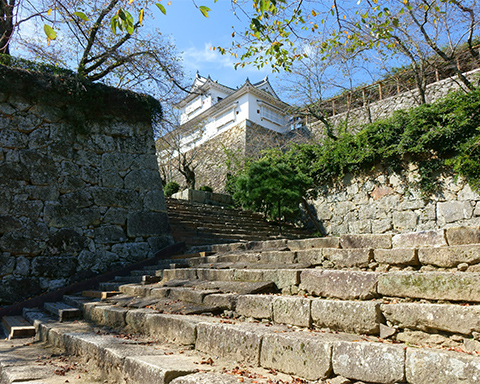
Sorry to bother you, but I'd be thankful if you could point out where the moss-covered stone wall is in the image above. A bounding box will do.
[0,65,172,305]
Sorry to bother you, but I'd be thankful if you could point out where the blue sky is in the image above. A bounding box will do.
[156,0,284,96]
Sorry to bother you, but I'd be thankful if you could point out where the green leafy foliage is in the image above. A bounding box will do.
[266,87,480,196]
[198,185,213,192]
[164,181,180,197]
[233,160,313,221]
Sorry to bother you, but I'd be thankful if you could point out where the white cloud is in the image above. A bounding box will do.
[182,42,236,71]
[181,42,273,87]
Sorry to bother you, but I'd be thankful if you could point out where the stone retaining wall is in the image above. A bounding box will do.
[310,68,480,139]
[308,166,480,236]
[159,119,284,193]
[0,66,172,305]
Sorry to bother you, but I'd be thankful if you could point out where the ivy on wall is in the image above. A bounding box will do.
[260,87,480,196]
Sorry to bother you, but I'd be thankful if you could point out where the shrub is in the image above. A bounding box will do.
[269,87,480,196]
[198,185,213,192]
[164,181,180,197]
[233,160,312,221]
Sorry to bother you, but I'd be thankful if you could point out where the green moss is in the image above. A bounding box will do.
[0,56,162,129]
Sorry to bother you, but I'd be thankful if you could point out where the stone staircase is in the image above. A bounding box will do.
[166,198,314,248]
[2,226,480,383]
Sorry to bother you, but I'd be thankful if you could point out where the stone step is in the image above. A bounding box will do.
[171,229,281,241]
[33,300,480,384]
[114,275,145,283]
[22,309,298,384]
[192,242,480,272]
[116,280,277,299]
[0,333,100,384]
[168,214,277,228]
[62,294,93,309]
[170,221,310,237]
[43,302,82,322]
[98,281,123,291]
[100,278,480,342]
[114,275,163,285]
[1,315,35,339]
[154,265,480,303]
[82,290,121,299]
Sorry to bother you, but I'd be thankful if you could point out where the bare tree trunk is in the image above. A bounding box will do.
[301,197,325,236]
[0,0,14,55]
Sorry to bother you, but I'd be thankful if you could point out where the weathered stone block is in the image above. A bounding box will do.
[236,294,273,319]
[101,170,123,188]
[311,300,381,334]
[438,201,474,224]
[393,210,418,230]
[91,187,142,210]
[261,269,301,289]
[374,248,418,266]
[340,234,392,249]
[102,153,134,171]
[145,313,202,345]
[111,242,149,262]
[406,348,480,384]
[332,342,405,384]
[0,253,15,275]
[371,219,393,234]
[377,272,480,302]
[0,129,28,149]
[124,355,197,384]
[89,305,126,327]
[245,239,288,251]
[119,284,151,296]
[0,162,29,188]
[47,229,87,253]
[288,237,340,250]
[255,250,296,264]
[100,306,128,328]
[12,199,43,219]
[195,322,263,365]
[162,269,197,282]
[197,268,235,282]
[418,244,480,268]
[392,229,447,248]
[31,256,77,278]
[126,211,170,237]
[323,248,372,268]
[272,296,311,327]
[94,225,127,244]
[210,243,245,253]
[446,226,480,246]
[260,332,333,380]
[14,255,30,276]
[44,202,100,228]
[144,190,167,212]
[203,293,238,310]
[24,185,59,201]
[168,287,217,304]
[125,308,155,333]
[300,270,379,300]
[124,169,163,191]
[170,372,251,384]
[381,302,480,335]
[0,215,22,234]
[0,233,42,256]
[103,207,129,225]
[295,249,324,266]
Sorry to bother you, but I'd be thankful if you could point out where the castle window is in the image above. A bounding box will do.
[261,104,284,126]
